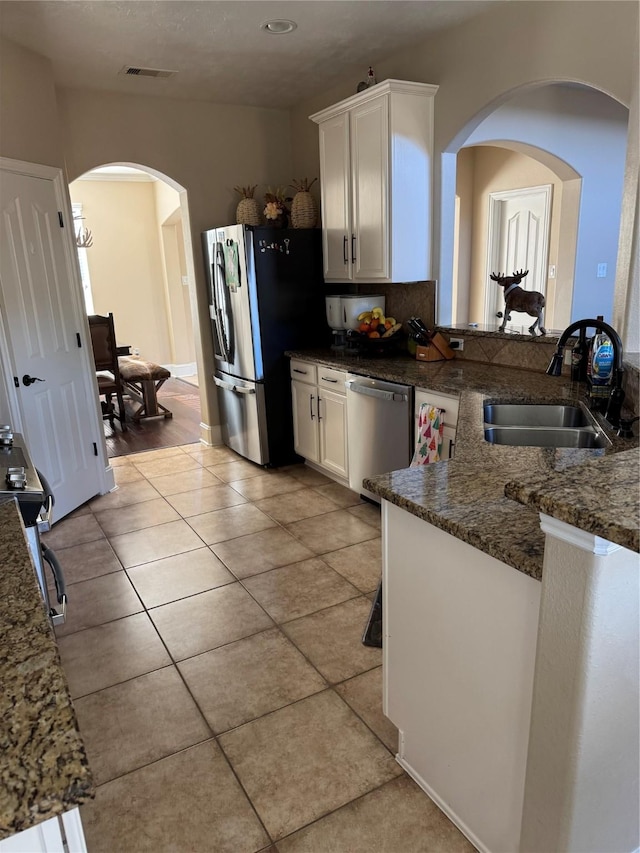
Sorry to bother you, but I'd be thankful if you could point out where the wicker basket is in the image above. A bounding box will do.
[236,197,261,227]
[290,191,317,228]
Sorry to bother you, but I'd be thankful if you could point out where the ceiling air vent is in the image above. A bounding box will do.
[119,66,176,78]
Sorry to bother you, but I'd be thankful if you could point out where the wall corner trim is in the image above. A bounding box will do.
[539,513,622,555]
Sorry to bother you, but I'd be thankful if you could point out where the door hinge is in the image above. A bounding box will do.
[76,332,82,348]
[58,211,64,228]
[93,442,98,456]
[13,376,19,388]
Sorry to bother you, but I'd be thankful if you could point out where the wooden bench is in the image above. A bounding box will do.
[118,356,172,421]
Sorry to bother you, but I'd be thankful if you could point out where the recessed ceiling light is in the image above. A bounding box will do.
[261,19,297,35]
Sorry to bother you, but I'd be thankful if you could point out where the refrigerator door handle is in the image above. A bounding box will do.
[213,376,256,395]
[215,242,235,363]
[211,263,228,362]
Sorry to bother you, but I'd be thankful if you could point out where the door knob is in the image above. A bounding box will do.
[22,374,45,386]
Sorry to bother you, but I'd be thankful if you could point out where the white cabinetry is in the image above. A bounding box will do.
[414,388,459,460]
[310,80,438,284]
[0,809,87,853]
[290,360,348,482]
[383,501,540,853]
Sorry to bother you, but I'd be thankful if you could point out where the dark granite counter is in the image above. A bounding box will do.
[505,448,639,552]
[0,500,93,839]
[287,350,639,579]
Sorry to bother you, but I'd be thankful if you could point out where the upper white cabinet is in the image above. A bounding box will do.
[310,80,438,284]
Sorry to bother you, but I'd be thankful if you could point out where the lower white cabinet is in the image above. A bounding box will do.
[290,361,348,481]
[383,501,540,853]
[291,378,320,462]
[317,387,348,478]
[414,387,459,460]
[0,809,87,853]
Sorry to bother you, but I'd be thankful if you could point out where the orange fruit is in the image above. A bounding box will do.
[370,318,380,330]
[359,322,370,333]
[368,331,381,338]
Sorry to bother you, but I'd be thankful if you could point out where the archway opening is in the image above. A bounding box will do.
[69,163,204,453]
[439,82,629,333]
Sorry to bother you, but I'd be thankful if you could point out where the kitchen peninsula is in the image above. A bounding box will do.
[0,500,93,851]
[287,347,639,853]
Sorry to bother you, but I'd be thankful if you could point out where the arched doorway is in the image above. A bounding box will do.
[439,82,629,331]
[69,163,204,453]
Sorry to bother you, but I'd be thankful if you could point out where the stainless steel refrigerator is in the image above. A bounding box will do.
[202,224,326,466]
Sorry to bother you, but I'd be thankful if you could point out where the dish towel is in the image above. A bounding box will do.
[410,404,444,465]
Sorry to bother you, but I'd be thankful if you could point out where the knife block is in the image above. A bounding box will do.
[415,333,455,362]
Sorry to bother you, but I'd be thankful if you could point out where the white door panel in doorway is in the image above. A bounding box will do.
[486,185,551,327]
[0,165,106,519]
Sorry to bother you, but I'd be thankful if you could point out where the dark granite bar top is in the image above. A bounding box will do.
[287,350,639,578]
[505,448,639,552]
[0,500,93,839]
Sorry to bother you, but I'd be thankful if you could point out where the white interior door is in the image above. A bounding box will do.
[486,185,551,326]
[0,166,104,519]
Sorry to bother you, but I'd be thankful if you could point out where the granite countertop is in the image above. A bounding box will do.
[0,500,93,839]
[505,448,640,552]
[287,349,639,579]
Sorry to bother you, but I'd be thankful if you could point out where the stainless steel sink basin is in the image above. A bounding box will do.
[483,403,591,428]
[484,426,610,449]
[483,402,611,449]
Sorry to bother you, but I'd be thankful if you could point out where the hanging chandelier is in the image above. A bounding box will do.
[73,213,93,249]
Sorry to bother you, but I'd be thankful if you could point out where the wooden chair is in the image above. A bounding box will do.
[88,313,127,431]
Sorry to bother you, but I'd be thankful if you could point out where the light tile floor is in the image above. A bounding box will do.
[44,444,475,853]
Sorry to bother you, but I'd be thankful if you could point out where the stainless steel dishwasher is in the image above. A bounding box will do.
[345,374,412,502]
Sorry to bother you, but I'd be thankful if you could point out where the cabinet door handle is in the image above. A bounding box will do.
[321,376,338,383]
[343,235,348,265]
[351,234,356,263]
[293,368,308,375]
[449,439,455,458]
[310,394,315,420]
[317,395,323,420]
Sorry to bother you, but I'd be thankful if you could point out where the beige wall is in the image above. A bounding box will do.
[154,179,196,367]
[0,37,63,167]
[292,2,637,185]
[464,147,564,325]
[453,148,474,324]
[70,179,172,364]
[57,87,293,430]
[290,0,638,340]
[1,2,638,433]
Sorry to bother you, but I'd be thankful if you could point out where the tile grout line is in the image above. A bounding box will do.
[56,447,391,848]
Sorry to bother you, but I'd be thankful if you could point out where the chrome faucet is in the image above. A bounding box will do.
[546,318,625,427]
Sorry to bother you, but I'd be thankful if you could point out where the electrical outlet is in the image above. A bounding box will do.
[449,337,464,351]
[133,347,140,356]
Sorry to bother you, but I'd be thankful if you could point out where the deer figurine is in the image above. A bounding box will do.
[489,269,547,335]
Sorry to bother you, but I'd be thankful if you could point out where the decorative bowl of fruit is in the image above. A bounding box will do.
[345,307,404,355]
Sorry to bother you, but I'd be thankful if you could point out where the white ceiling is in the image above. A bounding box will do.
[0,0,499,108]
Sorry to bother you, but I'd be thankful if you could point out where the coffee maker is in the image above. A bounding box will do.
[325,295,386,350]
[325,295,347,350]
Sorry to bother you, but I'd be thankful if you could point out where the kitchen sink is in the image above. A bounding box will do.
[484,426,610,449]
[483,402,611,449]
[483,403,591,428]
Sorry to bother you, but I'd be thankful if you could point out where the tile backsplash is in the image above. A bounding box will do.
[437,326,639,417]
[326,281,436,329]
[437,328,559,373]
